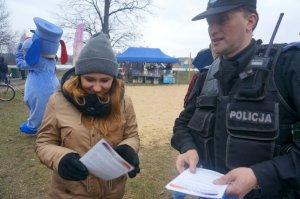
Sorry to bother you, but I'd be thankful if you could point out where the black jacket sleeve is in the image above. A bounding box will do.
[0,62,8,73]
[171,74,205,153]
[251,48,300,194]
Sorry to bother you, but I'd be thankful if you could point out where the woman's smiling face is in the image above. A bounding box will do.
[80,73,114,96]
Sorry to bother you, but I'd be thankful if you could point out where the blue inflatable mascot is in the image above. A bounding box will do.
[16,17,67,135]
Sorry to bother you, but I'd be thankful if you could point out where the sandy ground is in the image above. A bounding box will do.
[10,76,188,147]
[125,85,188,147]
[11,77,189,147]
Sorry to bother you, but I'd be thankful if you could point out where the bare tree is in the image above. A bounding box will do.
[0,0,16,54]
[55,0,152,51]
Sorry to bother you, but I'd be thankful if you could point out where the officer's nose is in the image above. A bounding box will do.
[208,23,219,36]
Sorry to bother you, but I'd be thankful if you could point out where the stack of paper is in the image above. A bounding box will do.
[166,168,228,199]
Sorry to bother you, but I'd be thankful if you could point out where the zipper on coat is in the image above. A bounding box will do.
[86,176,92,193]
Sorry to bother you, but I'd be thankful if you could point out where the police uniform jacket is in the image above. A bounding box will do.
[171,39,300,198]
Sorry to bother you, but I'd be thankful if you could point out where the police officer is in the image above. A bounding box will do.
[171,0,300,198]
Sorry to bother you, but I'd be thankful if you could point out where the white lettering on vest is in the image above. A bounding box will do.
[229,111,272,124]
[236,111,242,120]
[251,113,258,122]
[230,111,236,118]
[265,114,272,123]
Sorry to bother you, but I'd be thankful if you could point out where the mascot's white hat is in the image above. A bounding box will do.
[25,17,68,65]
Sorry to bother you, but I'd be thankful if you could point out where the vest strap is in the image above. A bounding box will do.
[235,44,284,101]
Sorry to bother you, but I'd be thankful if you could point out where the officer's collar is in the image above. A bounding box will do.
[220,39,258,69]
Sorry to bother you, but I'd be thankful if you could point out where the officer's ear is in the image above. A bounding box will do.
[246,13,258,33]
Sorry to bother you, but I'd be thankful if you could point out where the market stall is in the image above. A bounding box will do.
[117,47,179,84]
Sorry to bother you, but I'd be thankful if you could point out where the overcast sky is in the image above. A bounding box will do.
[6,0,300,58]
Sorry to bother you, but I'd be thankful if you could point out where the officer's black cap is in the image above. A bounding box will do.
[192,0,257,21]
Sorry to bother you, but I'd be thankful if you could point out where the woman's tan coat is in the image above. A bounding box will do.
[35,91,139,199]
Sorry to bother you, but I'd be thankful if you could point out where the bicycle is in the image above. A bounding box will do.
[0,74,24,101]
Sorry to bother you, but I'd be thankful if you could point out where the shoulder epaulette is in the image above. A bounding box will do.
[255,43,285,57]
[199,64,210,72]
[282,42,300,52]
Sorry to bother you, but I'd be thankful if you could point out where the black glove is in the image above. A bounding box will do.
[115,145,140,178]
[58,153,89,181]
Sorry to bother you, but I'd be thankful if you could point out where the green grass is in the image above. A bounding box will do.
[0,93,191,199]
[125,144,178,199]
[0,94,51,198]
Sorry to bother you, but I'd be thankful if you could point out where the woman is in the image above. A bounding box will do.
[35,33,140,198]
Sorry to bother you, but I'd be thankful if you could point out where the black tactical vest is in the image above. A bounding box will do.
[187,44,298,174]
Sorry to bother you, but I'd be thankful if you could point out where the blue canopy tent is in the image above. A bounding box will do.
[116,47,178,84]
[116,47,179,63]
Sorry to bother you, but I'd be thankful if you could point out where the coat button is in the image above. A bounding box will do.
[65,189,71,194]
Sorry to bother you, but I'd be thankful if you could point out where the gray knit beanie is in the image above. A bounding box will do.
[75,32,118,76]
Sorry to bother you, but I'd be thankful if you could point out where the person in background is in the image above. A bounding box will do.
[16,17,67,135]
[19,68,27,80]
[171,0,300,198]
[18,37,29,80]
[0,56,8,84]
[35,32,140,198]
[183,45,218,107]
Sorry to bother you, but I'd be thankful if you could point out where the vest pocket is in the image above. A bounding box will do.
[225,136,276,169]
[226,101,279,140]
[187,95,217,168]
[190,133,214,168]
[188,110,215,167]
[187,96,217,137]
[188,109,215,137]
[225,101,279,169]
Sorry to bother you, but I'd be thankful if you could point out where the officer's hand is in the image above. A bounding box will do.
[214,167,258,199]
[176,149,199,174]
[58,153,89,181]
[115,145,140,178]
